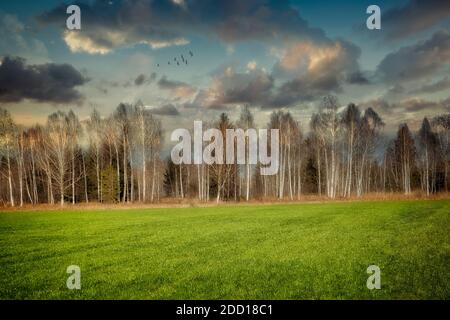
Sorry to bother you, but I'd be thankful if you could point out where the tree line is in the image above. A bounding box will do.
[1,96,449,207]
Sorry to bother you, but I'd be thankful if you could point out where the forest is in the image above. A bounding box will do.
[1,95,450,207]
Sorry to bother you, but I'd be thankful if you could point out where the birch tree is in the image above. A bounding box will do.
[341,103,360,197]
[46,111,71,206]
[417,117,438,195]
[237,105,255,201]
[0,108,17,206]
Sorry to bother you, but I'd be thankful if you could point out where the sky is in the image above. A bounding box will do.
[1,0,450,137]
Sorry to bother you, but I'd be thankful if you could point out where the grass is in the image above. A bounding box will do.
[0,200,449,299]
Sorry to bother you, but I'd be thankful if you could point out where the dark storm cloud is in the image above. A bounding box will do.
[0,56,88,104]
[376,30,450,83]
[38,0,328,54]
[149,103,179,116]
[383,0,450,40]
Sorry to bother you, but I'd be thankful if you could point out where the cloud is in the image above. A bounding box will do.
[373,97,450,126]
[357,98,424,130]
[205,0,326,43]
[400,97,450,113]
[273,41,350,76]
[63,31,112,55]
[148,103,180,116]
[359,98,394,114]
[182,40,364,109]
[63,30,188,54]
[0,13,48,62]
[413,77,450,94]
[382,84,407,101]
[134,72,157,86]
[247,60,257,71]
[269,39,363,106]
[157,76,196,99]
[182,65,274,110]
[376,30,450,83]
[360,97,450,115]
[183,89,222,109]
[382,0,450,40]
[134,74,147,86]
[347,71,370,85]
[0,56,88,104]
[38,0,328,54]
[39,1,190,54]
[212,66,274,104]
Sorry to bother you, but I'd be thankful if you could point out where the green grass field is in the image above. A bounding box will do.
[0,200,449,299]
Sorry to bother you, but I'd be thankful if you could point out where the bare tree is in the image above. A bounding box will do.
[67,111,82,204]
[314,96,340,198]
[237,105,255,201]
[355,107,384,196]
[87,109,103,202]
[341,103,360,197]
[417,117,438,195]
[390,124,416,194]
[46,112,71,206]
[114,104,133,203]
[0,108,17,206]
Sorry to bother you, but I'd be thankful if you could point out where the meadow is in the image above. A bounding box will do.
[0,200,449,299]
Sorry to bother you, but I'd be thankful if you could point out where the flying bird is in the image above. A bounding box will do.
[158,50,193,68]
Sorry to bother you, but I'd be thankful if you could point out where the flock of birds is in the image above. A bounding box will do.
[157,50,194,68]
